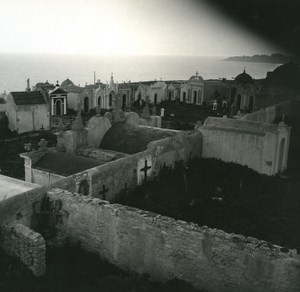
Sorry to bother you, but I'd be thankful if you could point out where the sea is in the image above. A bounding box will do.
[0,54,281,93]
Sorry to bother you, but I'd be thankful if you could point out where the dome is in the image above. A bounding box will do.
[61,78,74,88]
[189,71,204,85]
[266,62,300,87]
[235,70,254,84]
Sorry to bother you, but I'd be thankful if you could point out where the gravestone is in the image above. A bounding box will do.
[87,114,111,148]
[125,112,140,125]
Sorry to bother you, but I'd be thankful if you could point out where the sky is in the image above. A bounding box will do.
[0,0,280,57]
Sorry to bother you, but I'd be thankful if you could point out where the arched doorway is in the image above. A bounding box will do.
[236,94,242,110]
[109,92,114,107]
[278,138,286,173]
[55,99,62,115]
[249,96,254,112]
[193,91,197,104]
[98,96,101,106]
[79,180,89,196]
[84,97,89,112]
[154,93,157,105]
[168,91,172,101]
[122,94,127,108]
[183,92,186,103]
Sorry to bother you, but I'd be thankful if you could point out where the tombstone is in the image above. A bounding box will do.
[87,115,111,148]
[38,139,47,151]
[58,118,64,135]
[71,109,84,131]
[96,105,101,117]
[151,105,157,116]
[160,108,165,117]
[112,94,122,123]
[141,99,151,120]
[24,143,32,152]
[194,121,202,131]
[125,112,140,125]
[103,112,111,121]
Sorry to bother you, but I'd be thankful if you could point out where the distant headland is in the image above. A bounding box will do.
[224,53,291,64]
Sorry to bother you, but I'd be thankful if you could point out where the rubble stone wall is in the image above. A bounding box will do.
[0,222,46,276]
[48,188,300,292]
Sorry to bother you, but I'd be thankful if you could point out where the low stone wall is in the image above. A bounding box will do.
[0,222,46,276]
[48,188,300,292]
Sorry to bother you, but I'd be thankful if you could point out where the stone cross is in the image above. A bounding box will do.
[99,184,109,200]
[38,139,48,151]
[40,125,45,132]
[140,160,151,183]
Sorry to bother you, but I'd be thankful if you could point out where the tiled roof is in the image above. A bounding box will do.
[10,91,46,106]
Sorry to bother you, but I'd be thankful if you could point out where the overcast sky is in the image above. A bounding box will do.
[0,0,280,56]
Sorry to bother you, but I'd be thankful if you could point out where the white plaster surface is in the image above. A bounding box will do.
[0,174,39,201]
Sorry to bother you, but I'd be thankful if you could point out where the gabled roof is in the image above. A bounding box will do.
[50,87,67,95]
[10,91,46,106]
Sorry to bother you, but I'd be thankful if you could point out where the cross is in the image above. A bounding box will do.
[195,71,199,76]
[99,184,109,200]
[56,80,59,86]
[140,160,151,183]
[40,125,45,131]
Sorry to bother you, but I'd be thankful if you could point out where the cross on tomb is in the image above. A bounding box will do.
[40,125,45,131]
[99,184,109,200]
[140,160,151,183]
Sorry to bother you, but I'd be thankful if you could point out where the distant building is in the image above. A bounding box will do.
[49,83,67,116]
[180,72,204,105]
[6,79,50,133]
[231,69,256,112]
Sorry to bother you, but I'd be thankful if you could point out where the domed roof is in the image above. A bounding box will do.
[189,71,204,84]
[235,70,254,84]
[266,62,300,87]
[61,78,74,88]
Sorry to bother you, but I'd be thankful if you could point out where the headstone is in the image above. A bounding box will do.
[104,111,112,122]
[151,105,157,116]
[38,139,48,151]
[58,118,64,135]
[160,108,165,117]
[87,116,111,148]
[141,99,151,119]
[96,105,101,117]
[112,94,122,123]
[194,121,202,131]
[71,109,84,131]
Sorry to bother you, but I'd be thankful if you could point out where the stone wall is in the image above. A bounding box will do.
[48,188,300,292]
[0,222,46,276]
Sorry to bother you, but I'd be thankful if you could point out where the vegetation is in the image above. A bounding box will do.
[118,158,300,252]
[0,131,57,179]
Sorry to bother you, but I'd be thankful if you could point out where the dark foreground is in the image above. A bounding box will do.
[0,245,200,292]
